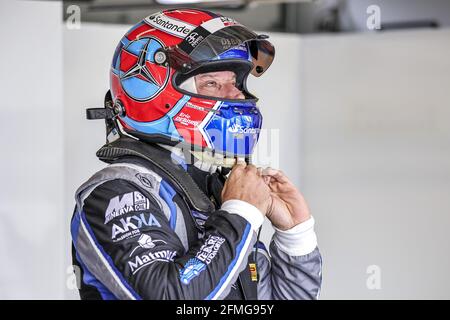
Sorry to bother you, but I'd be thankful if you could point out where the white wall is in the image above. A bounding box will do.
[0,0,64,299]
[64,22,129,299]
[300,29,450,299]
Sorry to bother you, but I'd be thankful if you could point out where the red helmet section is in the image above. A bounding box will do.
[110,9,219,145]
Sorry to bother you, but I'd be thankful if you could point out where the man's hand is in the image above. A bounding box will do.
[262,168,311,231]
[222,162,272,216]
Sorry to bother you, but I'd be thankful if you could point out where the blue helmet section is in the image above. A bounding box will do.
[120,97,262,157]
[203,100,262,157]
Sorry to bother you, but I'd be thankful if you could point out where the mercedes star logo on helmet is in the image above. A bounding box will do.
[119,37,169,101]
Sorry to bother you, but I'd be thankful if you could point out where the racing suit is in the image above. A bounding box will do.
[70,137,322,300]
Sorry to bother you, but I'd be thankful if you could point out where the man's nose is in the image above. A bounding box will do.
[222,83,245,100]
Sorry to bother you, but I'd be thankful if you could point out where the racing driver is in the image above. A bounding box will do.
[70,8,322,300]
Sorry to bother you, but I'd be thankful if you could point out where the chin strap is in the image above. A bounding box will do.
[189,149,240,168]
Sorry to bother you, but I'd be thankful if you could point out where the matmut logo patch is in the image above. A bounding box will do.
[145,13,195,38]
[105,191,150,224]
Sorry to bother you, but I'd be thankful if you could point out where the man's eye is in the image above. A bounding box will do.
[205,81,218,88]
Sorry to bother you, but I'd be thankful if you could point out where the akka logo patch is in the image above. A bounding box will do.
[145,13,194,38]
[111,212,161,241]
[119,36,169,101]
[105,191,151,224]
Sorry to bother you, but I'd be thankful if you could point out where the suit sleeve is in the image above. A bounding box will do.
[72,179,262,300]
[256,217,323,300]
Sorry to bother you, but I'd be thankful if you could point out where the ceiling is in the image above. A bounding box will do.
[62,0,450,33]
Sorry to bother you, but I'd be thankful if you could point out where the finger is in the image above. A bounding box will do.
[262,168,289,183]
[261,167,277,176]
[235,160,247,167]
[246,164,257,174]
[257,167,263,176]
[263,175,271,185]
[231,160,247,173]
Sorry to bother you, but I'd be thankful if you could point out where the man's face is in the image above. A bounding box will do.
[194,71,245,100]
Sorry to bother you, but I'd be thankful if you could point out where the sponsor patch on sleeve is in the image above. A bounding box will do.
[105,191,151,224]
[179,235,225,284]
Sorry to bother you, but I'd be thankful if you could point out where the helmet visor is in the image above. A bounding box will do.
[165,25,275,77]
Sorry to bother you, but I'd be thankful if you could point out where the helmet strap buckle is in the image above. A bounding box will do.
[85,90,123,143]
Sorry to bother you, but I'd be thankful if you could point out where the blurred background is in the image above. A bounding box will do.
[0,0,449,299]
